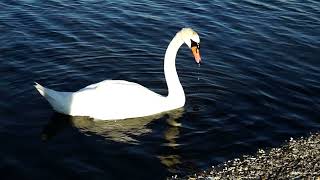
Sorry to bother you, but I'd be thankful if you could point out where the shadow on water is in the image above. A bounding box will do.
[42,108,185,173]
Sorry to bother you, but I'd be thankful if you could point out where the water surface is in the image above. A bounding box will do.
[1,0,320,179]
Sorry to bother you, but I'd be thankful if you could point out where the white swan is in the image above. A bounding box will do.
[34,28,201,120]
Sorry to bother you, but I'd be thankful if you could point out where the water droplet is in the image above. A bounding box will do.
[197,63,201,80]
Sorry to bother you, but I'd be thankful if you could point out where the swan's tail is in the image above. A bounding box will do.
[34,82,72,114]
[34,82,46,97]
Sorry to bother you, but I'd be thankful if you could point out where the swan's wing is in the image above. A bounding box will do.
[71,80,166,119]
[77,80,111,91]
[78,80,161,97]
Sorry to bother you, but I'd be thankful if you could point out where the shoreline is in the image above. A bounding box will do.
[170,133,320,179]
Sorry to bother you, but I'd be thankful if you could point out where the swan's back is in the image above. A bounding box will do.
[70,80,166,120]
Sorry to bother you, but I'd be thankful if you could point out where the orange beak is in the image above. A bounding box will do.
[191,46,201,64]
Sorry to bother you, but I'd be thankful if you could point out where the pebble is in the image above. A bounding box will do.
[170,133,320,179]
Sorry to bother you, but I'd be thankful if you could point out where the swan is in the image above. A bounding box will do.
[34,28,201,120]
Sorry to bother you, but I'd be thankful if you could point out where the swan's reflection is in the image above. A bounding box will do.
[42,108,184,144]
[158,108,184,172]
[42,108,184,170]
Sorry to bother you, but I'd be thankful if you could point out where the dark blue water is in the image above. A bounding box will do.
[1,0,320,179]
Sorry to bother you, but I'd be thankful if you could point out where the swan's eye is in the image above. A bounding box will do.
[191,39,200,49]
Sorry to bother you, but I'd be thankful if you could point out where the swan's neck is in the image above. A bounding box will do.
[164,32,185,107]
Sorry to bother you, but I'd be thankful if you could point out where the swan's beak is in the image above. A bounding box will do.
[191,46,201,64]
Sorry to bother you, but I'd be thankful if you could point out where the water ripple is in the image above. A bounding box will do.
[1,0,320,178]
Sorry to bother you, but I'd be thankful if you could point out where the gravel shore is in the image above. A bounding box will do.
[170,133,320,179]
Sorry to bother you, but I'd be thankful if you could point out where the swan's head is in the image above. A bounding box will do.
[179,28,201,64]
